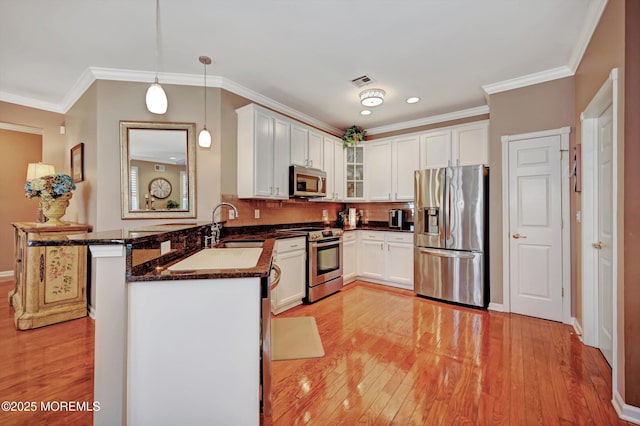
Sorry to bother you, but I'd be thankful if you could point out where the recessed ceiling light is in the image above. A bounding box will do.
[360,110,372,116]
[406,97,420,104]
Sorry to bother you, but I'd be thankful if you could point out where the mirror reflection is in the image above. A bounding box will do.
[120,121,196,219]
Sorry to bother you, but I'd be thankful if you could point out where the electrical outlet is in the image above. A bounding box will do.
[322,209,328,219]
[254,209,260,219]
[229,210,235,220]
[160,240,171,255]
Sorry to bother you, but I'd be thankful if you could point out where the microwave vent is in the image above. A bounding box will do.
[350,75,374,88]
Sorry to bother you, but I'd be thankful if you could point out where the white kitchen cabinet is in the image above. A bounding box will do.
[393,136,420,201]
[420,121,489,169]
[358,231,386,280]
[453,121,489,166]
[272,237,306,314]
[384,232,414,289]
[345,146,365,200]
[365,140,392,201]
[236,104,290,199]
[342,231,357,284]
[291,125,323,169]
[320,136,345,201]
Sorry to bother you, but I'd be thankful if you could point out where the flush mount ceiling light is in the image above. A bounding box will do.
[198,55,212,148]
[406,97,420,104]
[359,88,386,107]
[145,0,168,114]
[360,110,372,116]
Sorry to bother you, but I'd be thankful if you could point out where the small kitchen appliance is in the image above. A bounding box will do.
[388,209,406,229]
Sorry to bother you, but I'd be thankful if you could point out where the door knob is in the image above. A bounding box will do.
[512,233,527,239]
[592,241,603,249]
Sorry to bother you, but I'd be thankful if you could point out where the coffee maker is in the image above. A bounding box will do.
[389,209,406,229]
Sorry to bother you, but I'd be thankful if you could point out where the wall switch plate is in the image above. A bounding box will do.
[254,209,260,219]
[229,210,235,220]
[160,240,171,255]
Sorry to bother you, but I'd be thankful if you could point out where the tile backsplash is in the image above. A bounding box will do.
[346,201,415,224]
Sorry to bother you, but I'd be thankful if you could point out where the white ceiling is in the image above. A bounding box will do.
[0,0,605,135]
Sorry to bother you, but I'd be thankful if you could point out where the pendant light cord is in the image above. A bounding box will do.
[154,0,160,82]
[203,60,207,128]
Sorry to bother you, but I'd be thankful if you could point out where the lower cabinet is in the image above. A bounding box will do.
[342,231,357,284]
[10,222,92,330]
[357,230,413,290]
[271,237,306,314]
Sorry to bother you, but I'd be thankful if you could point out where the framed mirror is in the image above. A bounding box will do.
[120,121,196,219]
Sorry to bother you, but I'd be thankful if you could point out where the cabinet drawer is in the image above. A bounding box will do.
[359,231,385,242]
[385,232,413,244]
[342,231,357,242]
[275,237,306,253]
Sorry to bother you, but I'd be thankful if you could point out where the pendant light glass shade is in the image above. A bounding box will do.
[198,127,212,148]
[147,0,168,115]
[198,55,212,148]
[146,78,168,114]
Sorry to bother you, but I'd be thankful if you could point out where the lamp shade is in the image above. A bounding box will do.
[26,163,55,181]
[146,81,168,114]
[198,128,212,148]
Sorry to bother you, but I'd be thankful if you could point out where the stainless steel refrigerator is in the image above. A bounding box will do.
[414,165,489,307]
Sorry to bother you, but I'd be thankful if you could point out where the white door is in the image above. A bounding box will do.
[508,135,563,322]
[596,104,614,365]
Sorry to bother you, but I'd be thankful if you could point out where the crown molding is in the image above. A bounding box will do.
[0,122,43,135]
[58,67,342,135]
[0,91,64,114]
[482,66,574,96]
[568,0,608,72]
[365,105,490,136]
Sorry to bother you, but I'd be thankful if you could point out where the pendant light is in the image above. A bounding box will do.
[198,55,212,148]
[146,0,168,114]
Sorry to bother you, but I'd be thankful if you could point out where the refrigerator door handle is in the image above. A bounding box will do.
[417,248,475,259]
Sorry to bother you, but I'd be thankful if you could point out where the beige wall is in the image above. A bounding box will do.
[0,129,42,271]
[131,160,184,209]
[487,77,575,305]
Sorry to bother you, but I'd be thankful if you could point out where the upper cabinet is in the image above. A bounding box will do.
[420,121,489,169]
[364,136,419,202]
[291,124,323,169]
[345,146,365,200]
[321,136,344,201]
[236,104,290,199]
[365,140,392,201]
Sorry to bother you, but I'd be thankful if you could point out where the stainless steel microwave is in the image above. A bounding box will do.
[289,165,327,198]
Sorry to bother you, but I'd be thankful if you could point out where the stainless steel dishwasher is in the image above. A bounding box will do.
[261,260,281,417]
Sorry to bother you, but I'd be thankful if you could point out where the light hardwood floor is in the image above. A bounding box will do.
[0,278,630,425]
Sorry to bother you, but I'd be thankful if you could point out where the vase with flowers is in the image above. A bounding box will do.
[25,173,76,225]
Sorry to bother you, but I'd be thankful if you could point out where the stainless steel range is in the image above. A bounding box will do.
[280,227,343,302]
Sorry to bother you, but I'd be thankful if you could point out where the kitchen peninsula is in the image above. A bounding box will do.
[27,223,275,426]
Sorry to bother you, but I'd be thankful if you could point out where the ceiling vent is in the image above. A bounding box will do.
[350,75,374,88]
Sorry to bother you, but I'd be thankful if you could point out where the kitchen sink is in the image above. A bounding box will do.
[167,247,263,271]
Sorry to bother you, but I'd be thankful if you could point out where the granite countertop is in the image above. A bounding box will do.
[344,224,414,233]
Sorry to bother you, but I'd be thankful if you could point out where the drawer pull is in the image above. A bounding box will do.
[39,254,45,282]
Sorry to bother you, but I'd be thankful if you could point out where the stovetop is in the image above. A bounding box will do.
[278,227,343,241]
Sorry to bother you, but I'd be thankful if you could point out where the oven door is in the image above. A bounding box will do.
[309,238,343,286]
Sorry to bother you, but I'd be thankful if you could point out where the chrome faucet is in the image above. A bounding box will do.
[209,202,239,246]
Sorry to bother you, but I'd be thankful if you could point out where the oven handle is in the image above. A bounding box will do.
[309,238,342,248]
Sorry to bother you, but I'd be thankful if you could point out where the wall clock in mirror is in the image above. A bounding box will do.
[149,177,172,199]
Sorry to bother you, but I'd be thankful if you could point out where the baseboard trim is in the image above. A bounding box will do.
[488,302,505,312]
[613,391,640,425]
[0,270,14,278]
[571,317,584,342]
[88,305,96,320]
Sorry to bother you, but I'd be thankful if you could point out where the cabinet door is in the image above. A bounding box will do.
[254,112,274,197]
[273,119,291,198]
[359,239,385,280]
[420,130,452,169]
[454,122,489,166]
[366,141,392,201]
[290,125,308,166]
[386,242,414,288]
[38,245,86,307]
[322,137,335,200]
[272,250,306,313]
[345,146,364,200]
[393,136,420,200]
[333,141,345,201]
[342,240,357,283]
[307,131,323,169]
